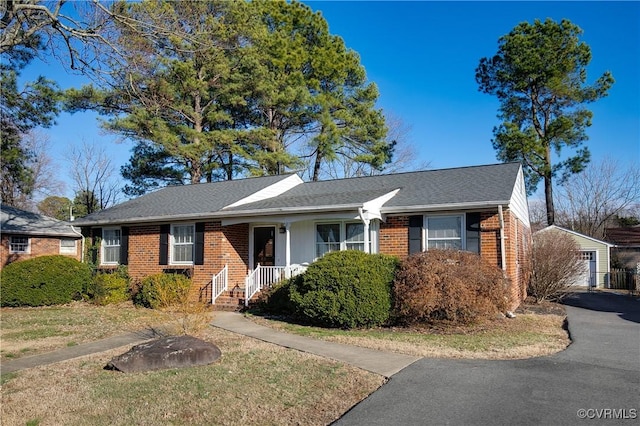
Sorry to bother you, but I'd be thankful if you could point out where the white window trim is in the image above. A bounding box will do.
[170,223,195,265]
[423,214,466,251]
[101,227,121,265]
[60,238,77,255]
[314,220,375,259]
[9,235,30,254]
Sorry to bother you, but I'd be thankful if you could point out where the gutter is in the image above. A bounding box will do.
[72,203,366,227]
[381,200,512,215]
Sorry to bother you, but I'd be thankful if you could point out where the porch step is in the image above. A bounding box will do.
[211,290,261,311]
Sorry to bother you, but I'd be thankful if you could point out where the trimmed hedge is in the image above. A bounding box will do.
[0,255,92,307]
[133,273,191,309]
[393,249,509,325]
[288,251,399,328]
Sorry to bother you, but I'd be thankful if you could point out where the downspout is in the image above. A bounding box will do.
[498,205,515,318]
[498,205,507,274]
[358,208,370,254]
[71,225,85,263]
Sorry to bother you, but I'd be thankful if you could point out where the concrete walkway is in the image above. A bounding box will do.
[1,312,420,378]
[0,329,161,374]
[211,312,421,377]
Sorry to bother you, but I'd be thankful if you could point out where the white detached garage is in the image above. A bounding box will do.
[536,225,613,288]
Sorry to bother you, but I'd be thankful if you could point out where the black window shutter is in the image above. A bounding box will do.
[120,227,129,265]
[92,228,102,265]
[159,224,170,265]
[409,215,423,254]
[466,213,481,254]
[195,222,205,265]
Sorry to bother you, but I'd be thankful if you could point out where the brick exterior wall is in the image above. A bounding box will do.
[0,234,81,270]
[95,209,531,308]
[101,222,249,303]
[379,216,410,257]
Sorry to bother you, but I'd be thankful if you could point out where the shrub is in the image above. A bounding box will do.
[133,273,192,309]
[288,251,399,328]
[529,229,584,303]
[257,278,296,315]
[393,250,509,325]
[88,267,130,305]
[0,255,92,307]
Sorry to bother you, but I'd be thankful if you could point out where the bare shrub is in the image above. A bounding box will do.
[393,250,509,325]
[529,229,585,303]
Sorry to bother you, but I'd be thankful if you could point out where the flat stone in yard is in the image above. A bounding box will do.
[106,335,221,373]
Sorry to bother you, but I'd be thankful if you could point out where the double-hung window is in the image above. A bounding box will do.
[9,236,29,253]
[316,223,341,258]
[102,228,121,265]
[345,223,365,251]
[425,215,463,250]
[171,224,195,264]
[60,238,77,255]
[315,222,370,258]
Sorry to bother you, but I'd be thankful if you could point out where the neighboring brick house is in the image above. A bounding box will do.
[73,163,531,310]
[1,205,83,269]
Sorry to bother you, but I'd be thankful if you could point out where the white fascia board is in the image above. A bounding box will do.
[381,200,511,215]
[536,225,615,247]
[223,174,303,209]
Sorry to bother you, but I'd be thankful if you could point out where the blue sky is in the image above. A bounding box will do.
[25,1,640,201]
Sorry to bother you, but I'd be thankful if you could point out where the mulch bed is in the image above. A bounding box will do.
[516,298,566,316]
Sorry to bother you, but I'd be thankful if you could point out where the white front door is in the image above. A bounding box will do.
[573,251,596,287]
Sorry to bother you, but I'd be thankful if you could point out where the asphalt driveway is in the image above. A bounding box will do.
[335,292,639,425]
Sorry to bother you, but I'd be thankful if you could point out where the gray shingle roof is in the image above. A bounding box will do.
[1,205,81,238]
[73,163,522,226]
[225,163,521,214]
[72,174,295,226]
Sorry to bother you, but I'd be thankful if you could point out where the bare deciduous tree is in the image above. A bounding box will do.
[554,158,640,239]
[527,199,549,233]
[529,229,585,303]
[68,140,121,216]
[24,130,66,200]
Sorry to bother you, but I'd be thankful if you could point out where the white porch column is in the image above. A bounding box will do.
[359,208,371,254]
[284,222,291,268]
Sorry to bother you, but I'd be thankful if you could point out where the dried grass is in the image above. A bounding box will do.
[1,302,171,360]
[1,327,384,426]
[249,308,569,360]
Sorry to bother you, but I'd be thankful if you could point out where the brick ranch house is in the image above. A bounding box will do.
[73,163,532,310]
[1,205,83,269]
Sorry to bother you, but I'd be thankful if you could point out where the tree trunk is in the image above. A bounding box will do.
[544,152,555,225]
[312,151,323,182]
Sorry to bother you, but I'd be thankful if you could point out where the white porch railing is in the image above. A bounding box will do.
[244,264,307,306]
[211,264,228,305]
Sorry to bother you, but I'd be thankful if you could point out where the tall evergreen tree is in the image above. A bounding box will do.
[66,0,391,193]
[476,18,614,225]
